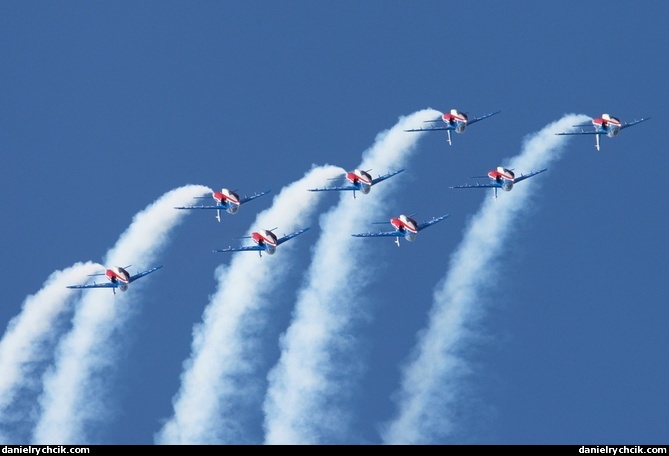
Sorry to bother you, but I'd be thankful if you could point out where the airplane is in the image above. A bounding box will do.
[404,109,501,145]
[213,227,310,257]
[450,166,547,200]
[66,265,163,295]
[307,168,404,198]
[175,188,271,222]
[555,113,650,150]
[352,213,450,247]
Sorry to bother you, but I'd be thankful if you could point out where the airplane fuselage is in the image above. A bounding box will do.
[105,267,130,292]
[593,114,622,137]
[213,189,242,214]
[488,167,515,192]
[106,267,130,283]
[346,169,373,194]
[252,230,278,255]
[391,214,419,241]
[442,109,469,133]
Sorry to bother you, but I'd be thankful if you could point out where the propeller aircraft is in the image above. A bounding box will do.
[308,168,404,198]
[214,227,310,257]
[352,213,450,247]
[555,113,649,150]
[404,108,501,145]
[450,166,547,200]
[175,188,271,222]
[66,265,163,295]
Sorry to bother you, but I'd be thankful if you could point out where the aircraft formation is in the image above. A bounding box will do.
[65,109,649,293]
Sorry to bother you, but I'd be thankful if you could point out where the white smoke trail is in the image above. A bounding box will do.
[31,184,211,444]
[156,165,344,445]
[262,109,439,444]
[381,114,589,444]
[0,262,102,443]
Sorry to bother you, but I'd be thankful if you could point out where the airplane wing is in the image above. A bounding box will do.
[371,169,404,185]
[213,245,264,253]
[465,110,501,125]
[404,124,453,132]
[450,182,500,189]
[403,114,450,132]
[416,214,450,231]
[419,116,444,124]
[513,168,547,183]
[67,282,117,290]
[276,227,310,246]
[174,204,224,210]
[239,190,272,204]
[307,185,358,192]
[351,230,400,238]
[128,265,163,283]
[620,117,650,130]
[555,130,598,136]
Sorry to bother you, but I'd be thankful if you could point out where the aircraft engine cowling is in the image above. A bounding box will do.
[455,123,467,133]
[502,181,514,192]
[607,129,619,138]
[227,205,239,214]
[118,283,129,292]
[360,185,371,194]
[405,233,417,242]
[265,245,277,255]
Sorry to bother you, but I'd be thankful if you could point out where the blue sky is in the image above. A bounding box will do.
[1,1,667,445]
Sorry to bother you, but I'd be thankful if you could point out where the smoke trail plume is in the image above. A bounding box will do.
[262,109,439,444]
[0,262,102,443]
[156,165,344,445]
[31,184,211,444]
[381,114,589,444]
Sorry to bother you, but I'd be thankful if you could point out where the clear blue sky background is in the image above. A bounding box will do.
[1,1,667,445]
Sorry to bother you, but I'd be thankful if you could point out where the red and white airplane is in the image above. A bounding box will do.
[66,265,163,295]
[404,109,501,145]
[308,168,404,198]
[214,227,310,257]
[352,213,450,246]
[556,113,649,150]
[175,188,271,222]
[450,166,547,200]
